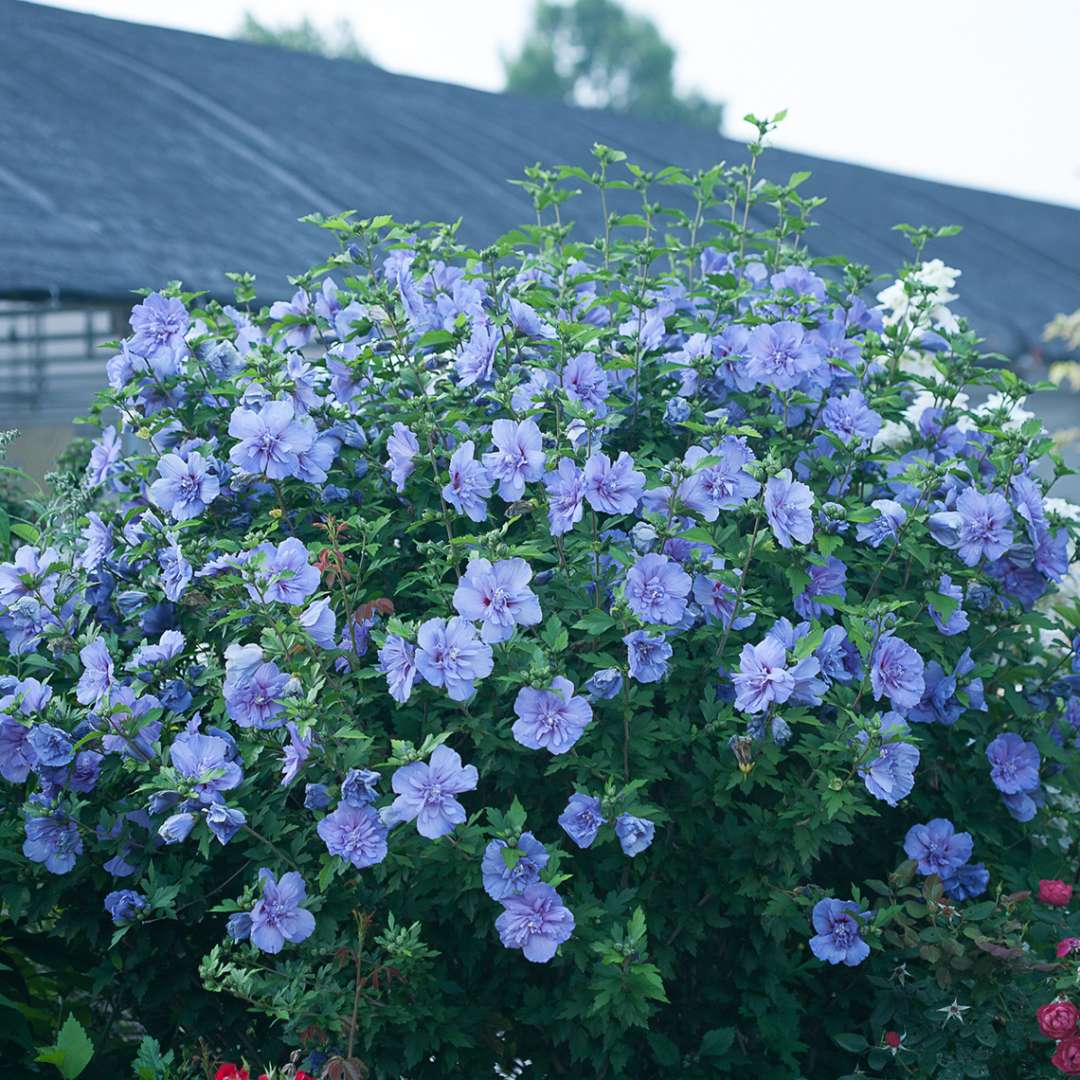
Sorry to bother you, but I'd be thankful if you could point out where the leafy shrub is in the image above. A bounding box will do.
[2,122,1080,1079]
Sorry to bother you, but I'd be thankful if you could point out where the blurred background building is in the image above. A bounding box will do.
[2,0,1078,487]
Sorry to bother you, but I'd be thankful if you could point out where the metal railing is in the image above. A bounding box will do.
[0,300,125,424]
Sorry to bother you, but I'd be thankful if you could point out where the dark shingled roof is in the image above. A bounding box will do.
[3,0,1079,355]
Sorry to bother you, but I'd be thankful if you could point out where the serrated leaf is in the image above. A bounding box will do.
[36,1015,94,1079]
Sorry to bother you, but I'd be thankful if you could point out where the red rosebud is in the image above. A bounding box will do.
[215,1067,249,1080]
[1058,938,1080,959]
[884,1030,902,1048]
[1040,879,1074,908]
[1053,1035,1080,1075]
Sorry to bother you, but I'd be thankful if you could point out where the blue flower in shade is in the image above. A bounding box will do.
[454,320,498,385]
[206,804,246,845]
[585,668,623,700]
[481,832,549,900]
[814,625,861,685]
[23,811,83,874]
[615,814,655,857]
[226,911,254,942]
[280,722,316,786]
[1001,789,1041,822]
[821,389,882,444]
[452,558,542,644]
[268,288,315,348]
[677,439,760,518]
[928,574,969,636]
[544,458,586,536]
[855,499,906,547]
[170,731,242,804]
[764,469,814,549]
[558,793,607,848]
[624,630,672,684]
[624,553,692,625]
[148,451,220,521]
[856,713,920,807]
[415,617,494,701]
[942,863,989,902]
[76,639,114,707]
[104,889,148,925]
[0,718,35,782]
[385,423,419,492]
[512,677,593,755]
[583,451,645,515]
[870,636,925,711]
[986,732,1040,795]
[77,512,113,571]
[495,883,575,963]
[249,869,316,954]
[228,399,315,479]
[304,783,331,810]
[27,723,74,769]
[317,802,388,868]
[793,556,847,619]
[732,637,795,714]
[809,898,870,966]
[482,419,546,501]
[377,634,418,704]
[299,597,336,648]
[223,646,291,730]
[385,745,478,839]
[746,321,822,389]
[249,537,320,605]
[442,440,492,522]
[159,538,192,602]
[158,812,196,844]
[693,562,755,631]
[928,487,1013,566]
[908,649,983,726]
[341,768,380,807]
[129,629,185,672]
[129,292,188,360]
[903,818,973,877]
[562,351,610,415]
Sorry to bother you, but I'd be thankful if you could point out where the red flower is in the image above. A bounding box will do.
[1053,1035,1080,1075]
[884,1031,902,1049]
[1040,999,1080,1040]
[1058,938,1080,959]
[1039,880,1074,907]
[215,1067,249,1080]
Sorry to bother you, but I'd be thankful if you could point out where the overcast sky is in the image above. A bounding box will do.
[38,0,1080,208]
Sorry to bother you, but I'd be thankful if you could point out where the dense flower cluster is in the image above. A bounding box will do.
[2,142,1079,1077]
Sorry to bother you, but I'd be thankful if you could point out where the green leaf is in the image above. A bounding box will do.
[36,1015,94,1079]
[833,1032,868,1053]
[506,796,528,835]
[573,610,615,634]
[700,1027,736,1056]
[10,522,39,544]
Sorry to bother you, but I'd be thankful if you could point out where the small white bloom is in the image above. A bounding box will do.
[975,392,1037,433]
[938,998,971,1024]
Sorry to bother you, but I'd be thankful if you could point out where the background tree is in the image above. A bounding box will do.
[504,0,723,129]
[236,13,368,62]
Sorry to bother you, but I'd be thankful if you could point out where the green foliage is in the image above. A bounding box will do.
[236,12,368,62]
[1,130,1078,1080]
[35,1016,94,1079]
[504,0,723,128]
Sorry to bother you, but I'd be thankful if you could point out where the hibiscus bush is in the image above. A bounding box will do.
[4,123,1080,1079]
